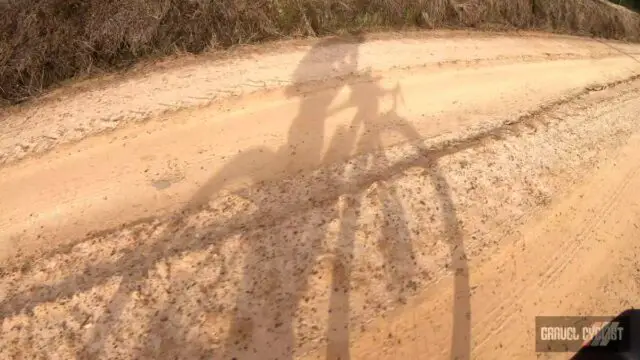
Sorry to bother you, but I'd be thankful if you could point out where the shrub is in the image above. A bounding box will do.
[0,0,639,103]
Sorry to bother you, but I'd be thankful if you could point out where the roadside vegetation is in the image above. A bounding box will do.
[1,0,639,104]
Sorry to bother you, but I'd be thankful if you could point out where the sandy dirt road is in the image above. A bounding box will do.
[2,31,640,359]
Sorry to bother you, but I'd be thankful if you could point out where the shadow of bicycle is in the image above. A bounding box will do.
[0,35,471,360]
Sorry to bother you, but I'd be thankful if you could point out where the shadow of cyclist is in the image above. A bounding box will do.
[0,34,471,360]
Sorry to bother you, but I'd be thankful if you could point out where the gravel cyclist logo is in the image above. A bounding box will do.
[536,315,631,352]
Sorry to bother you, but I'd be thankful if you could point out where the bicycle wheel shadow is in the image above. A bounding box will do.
[0,35,471,360]
[320,69,471,360]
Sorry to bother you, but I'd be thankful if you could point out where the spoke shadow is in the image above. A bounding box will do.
[430,168,471,360]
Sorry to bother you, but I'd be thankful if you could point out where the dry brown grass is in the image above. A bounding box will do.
[0,0,639,104]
